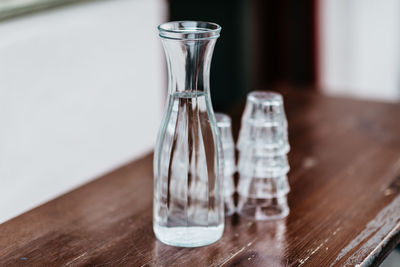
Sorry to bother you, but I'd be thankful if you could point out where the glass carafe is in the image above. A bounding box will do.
[153,21,224,247]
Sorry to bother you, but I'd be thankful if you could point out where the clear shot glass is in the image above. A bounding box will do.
[238,152,289,178]
[216,113,236,216]
[237,175,290,199]
[237,194,289,220]
[237,91,289,155]
[237,154,290,220]
[236,91,290,220]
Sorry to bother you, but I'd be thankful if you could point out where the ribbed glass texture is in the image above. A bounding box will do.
[153,21,224,247]
[237,91,291,220]
[215,113,236,216]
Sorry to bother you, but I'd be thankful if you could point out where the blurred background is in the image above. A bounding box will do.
[1,0,400,245]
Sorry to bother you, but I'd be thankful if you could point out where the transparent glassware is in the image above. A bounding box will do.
[153,21,224,247]
[238,152,289,178]
[236,91,290,221]
[215,113,236,216]
[237,175,290,198]
[237,195,289,220]
[237,154,290,221]
[237,91,290,155]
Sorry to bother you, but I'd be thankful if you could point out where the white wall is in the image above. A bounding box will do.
[0,0,166,223]
[318,0,400,101]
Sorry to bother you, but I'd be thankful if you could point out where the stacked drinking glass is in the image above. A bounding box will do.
[236,91,290,220]
[215,113,236,216]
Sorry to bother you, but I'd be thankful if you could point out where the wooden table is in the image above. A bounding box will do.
[1,89,400,266]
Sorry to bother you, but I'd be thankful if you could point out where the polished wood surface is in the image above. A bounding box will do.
[1,90,400,266]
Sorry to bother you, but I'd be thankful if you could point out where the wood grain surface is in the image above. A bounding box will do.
[1,89,400,266]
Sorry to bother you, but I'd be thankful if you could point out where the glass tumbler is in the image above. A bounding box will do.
[215,113,236,216]
[153,21,224,247]
[237,91,290,220]
[237,156,290,220]
[237,195,289,220]
[237,91,290,155]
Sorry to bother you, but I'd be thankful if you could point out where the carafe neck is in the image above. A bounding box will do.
[162,39,216,95]
[158,21,220,95]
